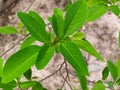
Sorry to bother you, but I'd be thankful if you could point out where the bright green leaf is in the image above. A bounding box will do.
[92,81,105,90]
[77,75,88,90]
[23,68,32,80]
[28,11,46,29]
[115,60,120,76]
[107,60,118,80]
[0,58,3,77]
[87,4,107,21]
[59,41,89,76]
[110,5,120,16]
[87,0,102,6]
[54,8,63,18]
[2,45,41,83]
[102,66,109,80]
[0,26,18,34]
[20,81,36,89]
[52,14,64,39]
[64,0,88,37]
[36,44,54,70]
[17,12,48,42]
[70,32,85,41]
[73,40,104,61]
[20,36,36,49]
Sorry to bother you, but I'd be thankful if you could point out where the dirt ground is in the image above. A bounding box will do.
[0,0,120,90]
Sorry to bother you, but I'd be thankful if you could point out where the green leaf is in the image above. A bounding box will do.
[102,67,109,80]
[73,40,104,61]
[116,77,120,85]
[92,81,105,90]
[59,41,89,76]
[107,81,114,88]
[77,75,88,90]
[64,0,88,37]
[110,5,120,16]
[0,26,18,34]
[52,14,64,39]
[28,11,46,29]
[0,79,16,89]
[115,60,120,76]
[87,4,107,21]
[17,12,48,42]
[0,58,3,77]
[20,36,36,49]
[2,45,41,83]
[20,81,36,89]
[87,0,102,6]
[107,60,118,80]
[70,32,85,41]
[36,44,54,70]
[23,68,32,80]
[54,8,63,18]
[32,82,47,90]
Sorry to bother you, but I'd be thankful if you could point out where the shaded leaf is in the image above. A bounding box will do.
[23,68,32,80]
[59,41,89,76]
[107,81,114,88]
[0,26,18,34]
[2,45,41,83]
[107,60,118,80]
[36,44,54,70]
[102,67,109,80]
[64,0,88,37]
[17,12,48,42]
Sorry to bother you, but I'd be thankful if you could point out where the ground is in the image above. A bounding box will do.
[0,0,120,90]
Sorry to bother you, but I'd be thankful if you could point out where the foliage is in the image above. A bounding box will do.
[0,0,119,89]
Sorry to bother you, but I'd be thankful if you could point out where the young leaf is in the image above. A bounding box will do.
[32,82,47,90]
[54,8,63,18]
[17,12,48,42]
[0,58,3,77]
[77,75,88,90]
[20,81,36,89]
[20,36,36,49]
[28,11,46,29]
[110,5,120,16]
[107,81,114,88]
[107,60,118,80]
[87,4,107,21]
[52,14,64,39]
[36,44,54,70]
[73,40,104,61]
[102,66,109,80]
[23,68,32,80]
[92,81,105,90]
[2,45,41,83]
[115,60,120,76]
[59,41,89,76]
[70,32,85,41]
[64,0,88,37]
[0,26,18,34]
[87,0,102,6]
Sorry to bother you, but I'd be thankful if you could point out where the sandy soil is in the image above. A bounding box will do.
[0,0,120,90]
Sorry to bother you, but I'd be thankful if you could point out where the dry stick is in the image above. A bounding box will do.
[1,0,35,57]
[1,34,29,57]
[59,69,73,90]
[39,61,65,82]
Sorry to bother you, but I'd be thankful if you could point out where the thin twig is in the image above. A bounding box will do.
[39,61,65,82]
[1,34,29,57]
